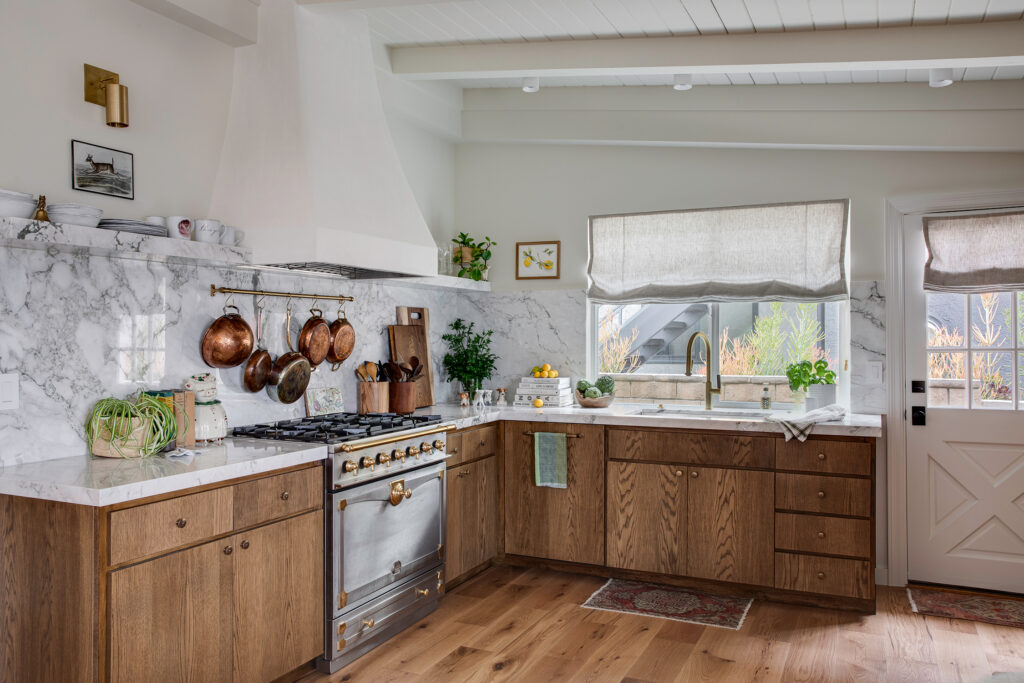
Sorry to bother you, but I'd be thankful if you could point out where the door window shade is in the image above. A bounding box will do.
[924,211,1024,293]
[587,199,849,304]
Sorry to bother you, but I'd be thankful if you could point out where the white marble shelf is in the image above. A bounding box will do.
[362,274,492,293]
[0,438,327,506]
[1,217,252,267]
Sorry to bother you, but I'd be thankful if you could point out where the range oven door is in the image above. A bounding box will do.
[329,461,446,618]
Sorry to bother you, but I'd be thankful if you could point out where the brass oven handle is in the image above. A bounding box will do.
[389,480,413,505]
[362,618,375,629]
[339,424,455,452]
[416,588,430,597]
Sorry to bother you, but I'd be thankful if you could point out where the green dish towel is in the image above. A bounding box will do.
[534,432,567,488]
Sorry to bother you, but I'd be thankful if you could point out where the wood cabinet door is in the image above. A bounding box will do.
[607,461,686,575]
[504,422,605,564]
[446,455,500,583]
[109,538,233,683]
[687,467,774,586]
[233,510,324,682]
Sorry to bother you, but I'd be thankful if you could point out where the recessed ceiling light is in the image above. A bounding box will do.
[522,77,540,93]
[929,68,953,88]
[673,74,693,91]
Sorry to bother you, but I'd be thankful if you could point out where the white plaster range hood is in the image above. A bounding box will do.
[209,0,439,278]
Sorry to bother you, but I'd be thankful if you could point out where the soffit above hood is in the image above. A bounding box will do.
[209,0,439,278]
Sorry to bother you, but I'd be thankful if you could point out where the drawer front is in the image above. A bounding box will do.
[109,487,233,565]
[776,438,871,476]
[448,424,498,468]
[445,431,464,467]
[775,512,871,559]
[608,428,774,469]
[233,466,322,529]
[775,473,871,517]
[775,552,872,599]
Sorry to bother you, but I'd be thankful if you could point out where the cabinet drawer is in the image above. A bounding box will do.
[775,473,871,517]
[775,552,872,599]
[775,513,871,559]
[776,439,871,476]
[448,424,498,467]
[233,466,322,529]
[608,428,774,469]
[109,487,233,565]
[445,431,463,467]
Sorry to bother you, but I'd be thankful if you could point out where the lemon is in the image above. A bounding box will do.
[541,363,551,372]
[539,370,549,378]
[543,261,553,270]
[523,257,532,267]
[533,371,541,378]
[533,398,544,408]
[549,370,559,378]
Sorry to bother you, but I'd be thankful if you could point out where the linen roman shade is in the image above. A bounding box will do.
[923,211,1024,293]
[587,199,849,304]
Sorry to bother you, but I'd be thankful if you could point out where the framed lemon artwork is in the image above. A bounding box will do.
[515,240,560,280]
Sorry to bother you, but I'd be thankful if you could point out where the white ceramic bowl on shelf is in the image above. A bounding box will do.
[0,189,37,219]
[46,202,103,228]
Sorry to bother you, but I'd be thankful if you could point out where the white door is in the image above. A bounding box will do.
[905,212,1024,594]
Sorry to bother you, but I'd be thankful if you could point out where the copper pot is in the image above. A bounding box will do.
[201,305,254,368]
[327,309,355,370]
[266,352,311,404]
[297,308,331,367]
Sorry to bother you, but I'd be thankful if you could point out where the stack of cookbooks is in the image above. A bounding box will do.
[513,376,573,407]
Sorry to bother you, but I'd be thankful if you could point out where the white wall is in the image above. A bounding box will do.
[455,144,1024,290]
[384,115,456,247]
[0,0,234,219]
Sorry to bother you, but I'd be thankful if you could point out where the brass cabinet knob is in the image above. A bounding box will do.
[360,456,375,471]
[176,518,187,528]
[240,540,250,549]
[420,442,433,453]
[378,451,391,465]
[675,470,683,477]
[449,447,459,454]
[690,470,699,478]
[280,491,290,501]
[343,460,358,473]
[392,449,405,462]
[416,588,430,597]
[817,453,826,461]
[433,439,445,450]
[362,618,375,629]
[817,490,826,498]
[223,546,233,555]
[817,531,826,539]
[457,469,470,478]
[817,571,826,580]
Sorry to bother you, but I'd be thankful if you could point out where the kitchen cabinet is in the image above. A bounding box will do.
[446,454,499,583]
[606,461,686,574]
[504,421,605,565]
[686,466,774,586]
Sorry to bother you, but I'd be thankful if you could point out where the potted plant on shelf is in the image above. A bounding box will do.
[785,359,837,411]
[451,232,496,281]
[441,318,498,398]
[85,392,179,458]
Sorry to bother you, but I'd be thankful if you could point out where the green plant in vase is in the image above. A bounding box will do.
[786,359,837,392]
[451,232,496,281]
[85,391,179,458]
[441,318,498,397]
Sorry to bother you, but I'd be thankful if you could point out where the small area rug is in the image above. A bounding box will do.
[907,586,1024,629]
[582,578,752,630]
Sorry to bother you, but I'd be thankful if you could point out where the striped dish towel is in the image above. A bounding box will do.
[766,404,847,442]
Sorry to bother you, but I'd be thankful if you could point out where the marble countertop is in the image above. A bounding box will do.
[0,438,328,507]
[422,403,883,437]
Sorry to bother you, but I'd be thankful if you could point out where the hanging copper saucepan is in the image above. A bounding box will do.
[242,298,272,392]
[294,305,331,367]
[201,303,254,368]
[267,302,311,404]
[327,306,356,371]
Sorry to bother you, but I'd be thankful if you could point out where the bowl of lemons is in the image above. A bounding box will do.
[575,376,615,408]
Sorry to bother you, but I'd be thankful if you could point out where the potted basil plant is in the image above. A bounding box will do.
[785,360,837,411]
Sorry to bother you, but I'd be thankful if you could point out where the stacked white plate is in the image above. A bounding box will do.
[46,203,103,228]
[0,189,37,219]
[97,218,166,236]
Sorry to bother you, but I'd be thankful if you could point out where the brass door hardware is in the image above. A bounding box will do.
[338,591,348,609]
[362,618,375,629]
[389,480,412,506]
[457,469,470,478]
[690,470,699,478]
[223,546,233,555]
[437,544,445,560]
[240,540,250,549]
[416,588,430,597]
[338,499,347,511]
[337,622,346,636]
[280,491,290,500]
[337,639,346,651]
[176,518,187,528]
[523,431,581,438]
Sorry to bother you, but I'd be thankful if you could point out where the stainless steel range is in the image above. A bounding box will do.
[234,412,453,673]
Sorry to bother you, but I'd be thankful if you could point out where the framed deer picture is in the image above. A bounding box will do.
[71,140,134,200]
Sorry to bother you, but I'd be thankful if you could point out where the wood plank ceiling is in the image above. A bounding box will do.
[363,0,1024,86]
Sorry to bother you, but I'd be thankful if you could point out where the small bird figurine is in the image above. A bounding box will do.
[32,195,49,222]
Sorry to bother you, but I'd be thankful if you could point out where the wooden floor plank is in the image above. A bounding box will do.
[305,568,1024,683]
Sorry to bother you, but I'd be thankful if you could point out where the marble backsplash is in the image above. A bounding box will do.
[0,238,887,466]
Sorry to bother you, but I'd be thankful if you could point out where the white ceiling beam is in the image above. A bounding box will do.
[390,21,1024,80]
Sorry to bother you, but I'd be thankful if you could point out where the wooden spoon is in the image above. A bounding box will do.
[355,365,368,382]
[387,361,404,383]
[364,362,378,383]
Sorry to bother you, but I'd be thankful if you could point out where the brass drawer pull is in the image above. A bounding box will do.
[280,491,290,501]
[675,470,683,477]
[817,531,826,539]
[817,571,826,580]
[449,447,459,454]
[362,618,375,629]
[817,490,826,499]
[223,545,233,555]
[690,470,699,478]
[817,453,826,461]
[240,540,250,549]
[416,588,430,597]
[523,431,582,438]
[176,518,187,528]
[457,469,470,478]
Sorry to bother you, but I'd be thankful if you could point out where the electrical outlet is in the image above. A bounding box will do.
[866,360,883,386]
[0,373,20,410]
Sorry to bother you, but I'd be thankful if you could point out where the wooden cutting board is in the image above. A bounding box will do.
[389,321,435,408]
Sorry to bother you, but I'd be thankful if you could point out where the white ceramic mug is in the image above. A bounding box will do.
[233,228,246,247]
[143,216,165,227]
[219,225,235,246]
[167,216,192,240]
[194,219,223,243]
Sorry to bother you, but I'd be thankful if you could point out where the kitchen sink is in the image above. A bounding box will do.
[630,406,771,419]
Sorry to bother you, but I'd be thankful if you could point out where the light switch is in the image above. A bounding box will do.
[0,373,20,410]
[865,360,883,385]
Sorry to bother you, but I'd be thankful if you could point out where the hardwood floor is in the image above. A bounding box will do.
[304,566,1024,683]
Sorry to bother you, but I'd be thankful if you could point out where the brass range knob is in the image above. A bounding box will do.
[392,449,406,463]
[343,460,358,474]
[433,439,445,451]
[420,442,434,453]
[378,451,391,466]
[360,456,376,471]
[406,445,420,458]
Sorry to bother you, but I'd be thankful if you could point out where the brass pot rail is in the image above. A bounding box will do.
[338,424,456,453]
[523,431,582,438]
[210,284,354,303]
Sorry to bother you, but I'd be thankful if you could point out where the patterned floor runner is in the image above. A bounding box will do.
[908,586,1024,629]
[582,578,752,630]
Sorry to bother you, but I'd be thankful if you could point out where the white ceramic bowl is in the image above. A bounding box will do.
[0,189,37,219]
[46,203,103,228]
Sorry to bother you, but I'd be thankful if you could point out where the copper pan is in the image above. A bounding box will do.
[243,301,272,392]
[297,307,331,367]
[327,307,355,371]
[201,305,254,368]
[267,305,311,403]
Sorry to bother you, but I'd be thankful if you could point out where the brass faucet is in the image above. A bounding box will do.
[685,332,721,410]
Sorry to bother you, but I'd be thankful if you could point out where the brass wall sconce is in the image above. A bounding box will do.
[84,64,129,128]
